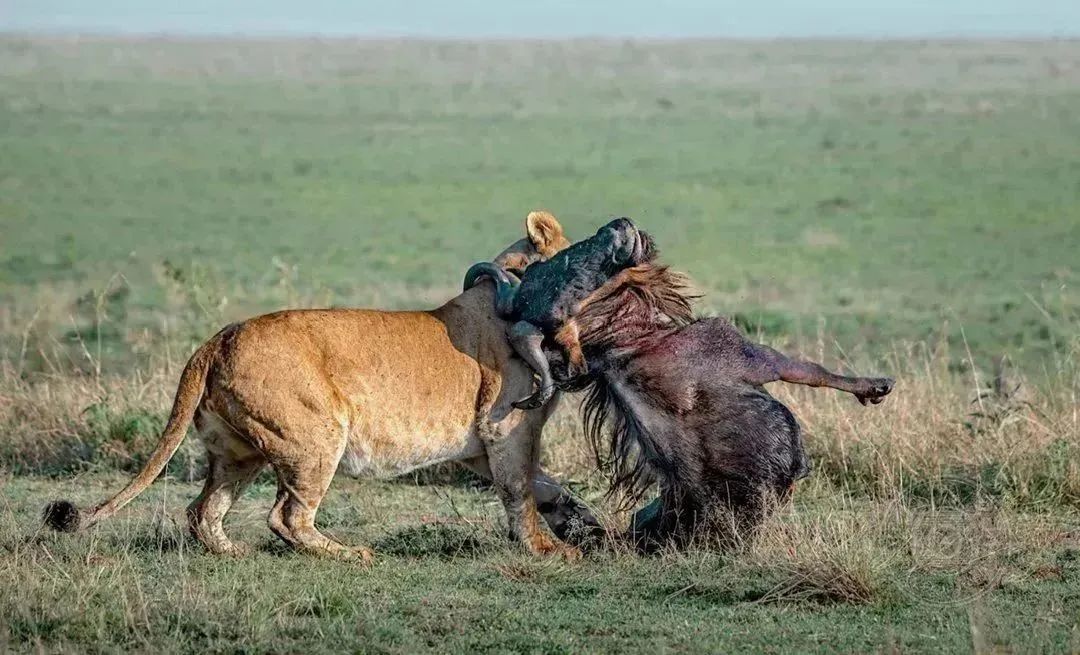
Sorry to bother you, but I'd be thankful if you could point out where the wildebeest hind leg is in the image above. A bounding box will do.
[746,344,894,405]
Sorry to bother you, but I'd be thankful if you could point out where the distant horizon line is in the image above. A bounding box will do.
[4,29,1079,42]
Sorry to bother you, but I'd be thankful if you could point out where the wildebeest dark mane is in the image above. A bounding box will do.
[575,264,696,350]
[575,264,699,506]
[581,379,651,508]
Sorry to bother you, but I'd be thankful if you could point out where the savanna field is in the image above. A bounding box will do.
[1,36,1080,652]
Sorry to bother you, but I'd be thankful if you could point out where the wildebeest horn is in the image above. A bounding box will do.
[463,262,518,318]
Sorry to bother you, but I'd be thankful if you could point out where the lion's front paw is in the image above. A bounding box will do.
[351,546,375,565]
[526,533,582,561]
[556,545,584,562]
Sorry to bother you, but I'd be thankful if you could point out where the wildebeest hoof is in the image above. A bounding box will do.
[542,506,605,549]
[855,377,894,406]
[513,389,553,410]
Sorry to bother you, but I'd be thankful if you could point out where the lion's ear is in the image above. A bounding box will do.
[525,210,568,257]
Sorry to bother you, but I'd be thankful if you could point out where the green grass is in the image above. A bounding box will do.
[1,37,1078,370]
[3,474,1080,654]
[1,36,1080,653]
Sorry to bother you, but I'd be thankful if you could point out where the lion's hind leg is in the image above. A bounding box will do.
[259,423,373,563]
[266,459,372,562]
[219,388,373,562]
[187,415,266,555]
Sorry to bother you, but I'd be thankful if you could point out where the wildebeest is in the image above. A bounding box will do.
[475,263,894,550]
[463,217,656,410]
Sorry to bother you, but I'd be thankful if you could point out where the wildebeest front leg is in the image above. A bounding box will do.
[745,344,894,405]
[532,473,605,546]
[507,321,557,410]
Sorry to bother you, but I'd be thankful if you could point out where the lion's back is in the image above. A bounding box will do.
[215,306,488,406]
[197,300,524,475]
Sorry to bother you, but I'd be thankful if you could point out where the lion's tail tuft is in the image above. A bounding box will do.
[42,328,224,536]
[43,500,82,533]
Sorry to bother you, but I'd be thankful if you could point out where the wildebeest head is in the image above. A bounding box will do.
[596,217,657,269]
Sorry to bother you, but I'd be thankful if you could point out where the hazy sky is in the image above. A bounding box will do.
[4,0,1079,38]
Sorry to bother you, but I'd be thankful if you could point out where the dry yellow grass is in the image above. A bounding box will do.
[4,323,1077,507]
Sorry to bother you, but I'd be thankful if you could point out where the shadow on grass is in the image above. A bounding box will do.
[123,524,188,554]
[373,523,500,560]
[256,539,294,556]
[237,524,500,560]
[647,581,773,606]
[387,463,491,490]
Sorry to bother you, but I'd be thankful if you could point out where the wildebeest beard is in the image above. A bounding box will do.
[576,265,697,504]
[567,264,812,551]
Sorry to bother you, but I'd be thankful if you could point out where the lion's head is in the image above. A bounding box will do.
[492,210,570,277]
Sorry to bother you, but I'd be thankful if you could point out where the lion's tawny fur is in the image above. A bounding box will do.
[44,211,585,560]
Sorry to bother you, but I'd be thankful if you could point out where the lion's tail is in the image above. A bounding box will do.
[43,331,223,533]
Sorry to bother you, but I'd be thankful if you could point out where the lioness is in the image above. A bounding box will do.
[45,211,589,560]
